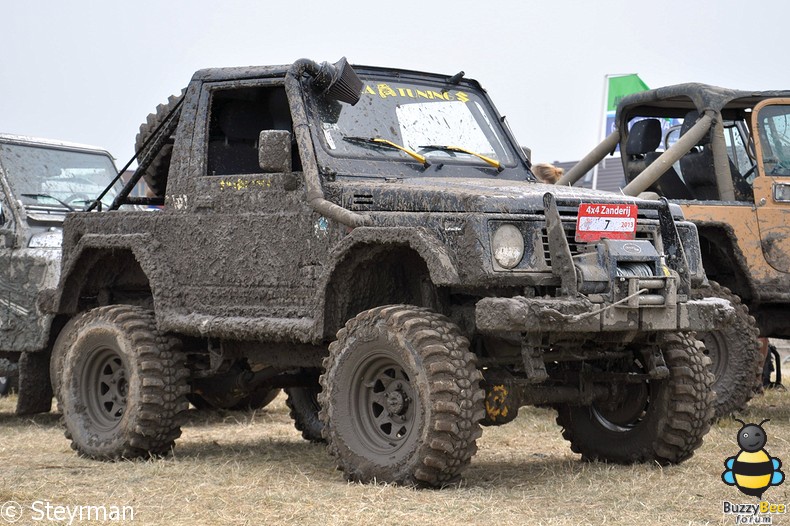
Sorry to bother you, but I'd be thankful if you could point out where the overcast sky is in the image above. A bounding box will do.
[3,0,789,168]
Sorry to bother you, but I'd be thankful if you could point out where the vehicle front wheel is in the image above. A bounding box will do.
[58,305,189,459]
[319,305,485,487]
[555,332,714,465]
[692,282,761,418]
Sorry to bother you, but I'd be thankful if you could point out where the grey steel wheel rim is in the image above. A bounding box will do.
[349,351,418,456]
[81,346,128,432]
[699,330,726,380]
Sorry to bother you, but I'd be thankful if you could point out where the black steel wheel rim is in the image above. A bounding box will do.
[591,359,651,432]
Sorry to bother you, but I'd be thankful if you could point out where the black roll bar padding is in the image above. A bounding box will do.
[656,197,691,295]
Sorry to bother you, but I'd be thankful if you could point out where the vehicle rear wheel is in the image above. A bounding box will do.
[285,384,324,442]
[555,332,714,464]
[319,305,485,487]
[51,314,89,407]
[59,305,189,459]
[692,281,761,418]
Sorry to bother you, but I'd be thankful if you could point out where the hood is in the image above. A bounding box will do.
[337,177,656,215]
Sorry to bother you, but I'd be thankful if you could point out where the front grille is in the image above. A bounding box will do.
[351,194,374,208]
[541,221,659,268]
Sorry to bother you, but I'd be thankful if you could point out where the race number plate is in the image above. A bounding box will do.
[575,203,637,242]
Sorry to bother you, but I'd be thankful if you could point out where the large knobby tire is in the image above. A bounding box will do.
[50,313,89,407]
[692,281,761,418]
[555,332,714,465]
[319,305,485,487]
[135,92,183,197]
[285,385,324,442]
[58,305,189,459]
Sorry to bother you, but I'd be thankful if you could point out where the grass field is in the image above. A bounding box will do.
[1,390,788,526]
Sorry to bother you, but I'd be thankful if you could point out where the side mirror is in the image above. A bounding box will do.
[258,130,292,173]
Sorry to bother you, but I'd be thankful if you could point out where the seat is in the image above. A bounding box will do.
[678,112,719,200]
[625,118,694,199]
[679,111,753,202]
[207,100,268,176]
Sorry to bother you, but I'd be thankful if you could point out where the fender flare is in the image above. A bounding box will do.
[47,233,173,315]
[312,227,460,339]
[695,221,755,299]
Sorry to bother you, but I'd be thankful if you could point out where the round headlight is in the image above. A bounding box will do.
[492,224,524,269]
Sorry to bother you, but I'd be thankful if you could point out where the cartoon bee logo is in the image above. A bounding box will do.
[722,419,784,498]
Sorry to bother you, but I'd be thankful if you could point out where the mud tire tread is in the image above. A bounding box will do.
[555,332,714,465]
[135,93,184,197]
[285,386,325,443]
[692,281,761,418]
[59,305,189,460]
[319,305,484,488]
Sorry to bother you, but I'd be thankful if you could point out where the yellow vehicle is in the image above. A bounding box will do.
[561,83,790,417]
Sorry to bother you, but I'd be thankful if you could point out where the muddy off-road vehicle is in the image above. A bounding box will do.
[0,135,120,412]
[560,83,790,417]
[44,58,731,487]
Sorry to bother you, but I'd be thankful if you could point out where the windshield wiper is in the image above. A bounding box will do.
[419,145,502,171]
[343,136,430,167]
[20,193,75,212]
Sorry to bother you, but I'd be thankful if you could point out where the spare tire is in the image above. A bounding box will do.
[135,92,184,197]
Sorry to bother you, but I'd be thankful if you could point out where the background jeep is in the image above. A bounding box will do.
[560,83,790,417]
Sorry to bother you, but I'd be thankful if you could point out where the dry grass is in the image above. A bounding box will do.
[1,390,788,526]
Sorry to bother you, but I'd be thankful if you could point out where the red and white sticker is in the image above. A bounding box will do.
[575,203,638,242]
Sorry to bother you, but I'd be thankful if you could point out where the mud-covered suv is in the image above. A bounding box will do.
[45,58,730,487]
[0,135,120,413]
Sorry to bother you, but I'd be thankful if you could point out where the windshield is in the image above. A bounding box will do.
[757,104,790,176]
[0,142,119,210]
[307,75,523,179]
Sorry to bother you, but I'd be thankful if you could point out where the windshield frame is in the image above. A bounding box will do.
[302,67,530,181]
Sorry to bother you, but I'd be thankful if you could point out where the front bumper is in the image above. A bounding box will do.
[475,296,734,334]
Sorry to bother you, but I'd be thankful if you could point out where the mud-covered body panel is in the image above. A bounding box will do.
[0,135,119,355]
[0,247,59,352]
[47,62,715,352]
[53,172,709,345]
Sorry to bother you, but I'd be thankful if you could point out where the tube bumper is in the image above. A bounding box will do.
[475,296,734,334]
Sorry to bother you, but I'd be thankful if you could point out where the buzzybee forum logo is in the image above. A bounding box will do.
[722,419,784,498]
